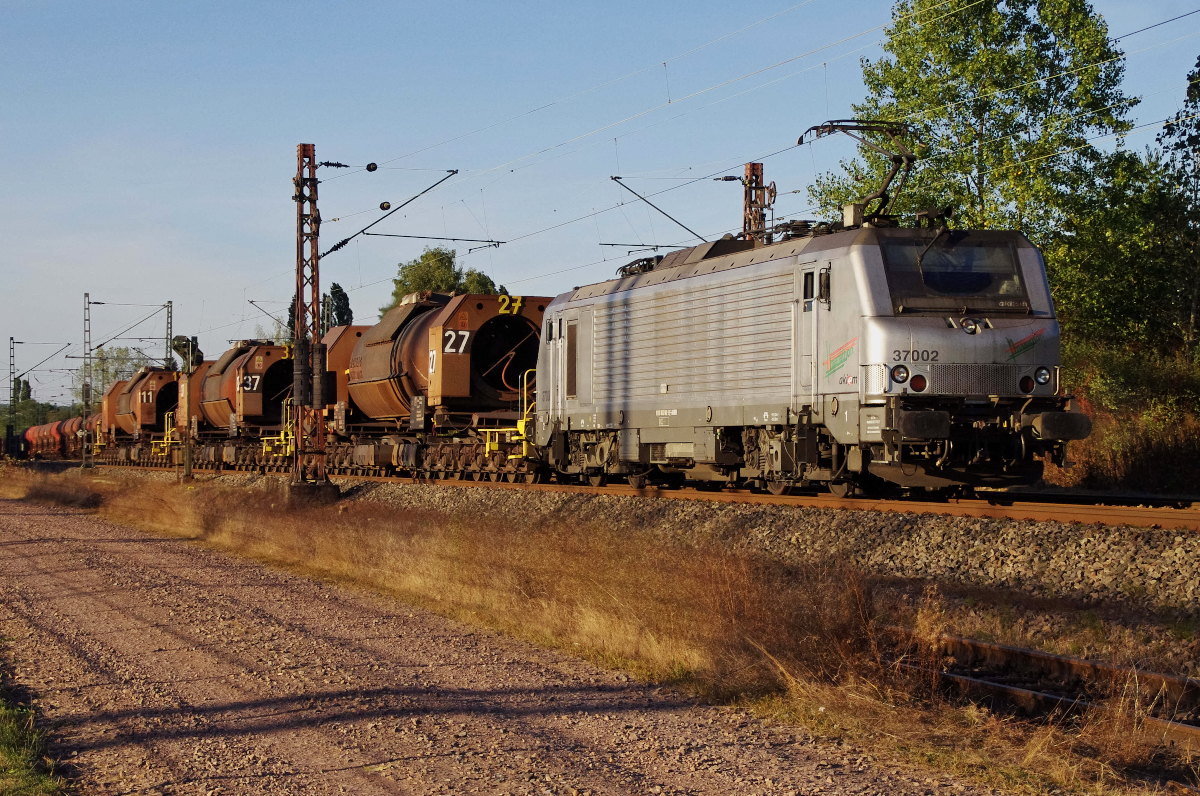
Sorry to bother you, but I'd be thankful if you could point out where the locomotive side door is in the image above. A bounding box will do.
[558,309,581,423]
[798,264,819,410]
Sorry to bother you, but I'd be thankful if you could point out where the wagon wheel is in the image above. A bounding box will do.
[587,473,607,488]
[828,480,855,499]
[470,452,488,480]
[627,472,648,489]
[766,480,793,496]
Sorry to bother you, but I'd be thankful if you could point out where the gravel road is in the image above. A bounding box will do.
[0,498,995,796]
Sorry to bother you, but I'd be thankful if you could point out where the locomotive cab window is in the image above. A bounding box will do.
[880,231,1030,314]
[545,320,553,341]
[565,321,578,400]
[802,272,815,311]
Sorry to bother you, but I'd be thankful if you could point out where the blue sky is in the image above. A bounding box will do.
[3,0,1197,402]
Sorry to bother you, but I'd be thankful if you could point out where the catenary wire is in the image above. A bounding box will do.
[204,6,1200,324]
[320,0,832,183]
[445,0,978,187]
[513,17,1200,248]
[922,76,1200,164]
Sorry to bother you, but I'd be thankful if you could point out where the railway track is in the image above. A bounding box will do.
[334,475,1200,531]
[24,461,1200,532]
[909,632,1200,752]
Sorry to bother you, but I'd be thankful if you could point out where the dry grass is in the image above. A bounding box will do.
[1050,341,1200,495]
[1045,409,1200,494]
[122,482,879,699]
[2,465,1198,794]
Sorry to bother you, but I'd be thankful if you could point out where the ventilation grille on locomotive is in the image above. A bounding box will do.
[862,364,1028,396]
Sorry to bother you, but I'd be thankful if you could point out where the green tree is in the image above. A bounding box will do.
[171,335,205,369]
[1157,54,1200,349]
[287,291,299,341]
[76,346,156,402]
[1042,150,1192,347]
[380,247,506,314]
[810,0,1133,239]
[329,282,353,326]
[252,321,288,345]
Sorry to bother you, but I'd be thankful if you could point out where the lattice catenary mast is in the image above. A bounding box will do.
[292,144,328,484]
[82,293,94,468]
[6,337,15,456]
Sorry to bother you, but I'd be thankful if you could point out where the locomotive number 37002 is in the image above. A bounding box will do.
[892,349,939,362]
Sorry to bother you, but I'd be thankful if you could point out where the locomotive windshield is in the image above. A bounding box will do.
[880,232,1029,314]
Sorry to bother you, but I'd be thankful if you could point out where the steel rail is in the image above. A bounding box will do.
[76,462,1200,532]
[894,633,1200,752]
[331,473,1200,530]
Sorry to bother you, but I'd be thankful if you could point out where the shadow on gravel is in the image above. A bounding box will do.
[58,684,692,754]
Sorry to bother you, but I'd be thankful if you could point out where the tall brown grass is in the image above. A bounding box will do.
[1046,407,1200,494]
[2,466,1196,793]
[129,482,879,698]
[1053,341,1200,495]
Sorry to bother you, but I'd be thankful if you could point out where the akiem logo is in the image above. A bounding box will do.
[1005,328,1045,362]
[824,337,858,377]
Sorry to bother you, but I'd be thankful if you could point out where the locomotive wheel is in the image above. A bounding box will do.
[523,470,547,484]
[588,473,607,488]
[829,481,855,499]
[765,480,793,496]
[504,471,520,483]
[488,470,501,482]
[627,473,648,489]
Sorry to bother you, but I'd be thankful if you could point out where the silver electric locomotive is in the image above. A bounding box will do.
[533,123,1090,495]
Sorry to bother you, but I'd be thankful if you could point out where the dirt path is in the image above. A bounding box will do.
[0,499,992,795]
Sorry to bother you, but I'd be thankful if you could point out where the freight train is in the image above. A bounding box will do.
[15,128,1092,496]
[17,226,1091,495]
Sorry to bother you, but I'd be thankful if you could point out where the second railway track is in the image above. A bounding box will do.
[909,633,1200,752]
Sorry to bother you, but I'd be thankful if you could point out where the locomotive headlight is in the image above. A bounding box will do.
[960,318,979,335]
[1034,366,1052,385]
[891,364,909,384]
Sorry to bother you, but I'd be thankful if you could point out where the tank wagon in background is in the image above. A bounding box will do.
[331,290,549,479]
[22,291,552,479]
[16,122,1091,496]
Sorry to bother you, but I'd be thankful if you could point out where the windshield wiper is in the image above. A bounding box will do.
[915,225,946,271]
